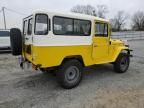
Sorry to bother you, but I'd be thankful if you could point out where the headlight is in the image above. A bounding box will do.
[121,40,129,47]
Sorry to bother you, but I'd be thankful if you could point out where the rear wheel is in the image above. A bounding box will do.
[56,59,83,89]
[114,53,130,73]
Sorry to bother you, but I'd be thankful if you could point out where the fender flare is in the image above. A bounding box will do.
[113,47,133,62]
[61,55,85,66]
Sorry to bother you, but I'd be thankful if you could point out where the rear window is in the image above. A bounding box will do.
[0,31,10,37]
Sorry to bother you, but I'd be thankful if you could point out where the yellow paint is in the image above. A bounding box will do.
[23,41,128,68]
[109,39,129,62]
[27,45,93,68]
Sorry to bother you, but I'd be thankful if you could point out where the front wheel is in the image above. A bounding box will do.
[56,59,83,89]
[114,53,130,73]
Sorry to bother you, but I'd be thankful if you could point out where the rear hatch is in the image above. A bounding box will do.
[23,16,33,62]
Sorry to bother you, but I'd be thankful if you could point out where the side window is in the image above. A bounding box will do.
[95,22,108,37]
[27,18,33,35]
[23,20,28,35]
[53,16,91,36]
[53,17,73,35]
[35,14,48,35]
[74,20,91,36]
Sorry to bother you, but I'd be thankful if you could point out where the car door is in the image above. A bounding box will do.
[92,21,109,62]
[25,17,33,46]
[24,17,34,53]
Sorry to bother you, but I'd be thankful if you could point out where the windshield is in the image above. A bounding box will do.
[0,31,10,37]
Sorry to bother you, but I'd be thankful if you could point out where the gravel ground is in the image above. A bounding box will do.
[0,40,144,108]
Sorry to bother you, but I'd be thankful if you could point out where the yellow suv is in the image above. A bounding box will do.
[10,11,132,89]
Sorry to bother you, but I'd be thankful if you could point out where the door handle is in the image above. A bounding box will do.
[109,41,111,45]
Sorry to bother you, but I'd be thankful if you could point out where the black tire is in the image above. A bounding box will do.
[56,59,83,89]
[10,28,22,56]
[114,53,130,73]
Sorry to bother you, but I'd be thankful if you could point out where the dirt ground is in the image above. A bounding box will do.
[0,40,144,108]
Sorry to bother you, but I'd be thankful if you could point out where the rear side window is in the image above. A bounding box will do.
[53,17,73,35]
[35,14,48,35]
[0,31,10,37]
[95,22,108,37]
[53,16,91,36]
[27,18,33,35]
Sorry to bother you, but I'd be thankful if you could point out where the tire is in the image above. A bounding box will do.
[114,53,130,73]
[10,28,22,56]
[56,59,83,89]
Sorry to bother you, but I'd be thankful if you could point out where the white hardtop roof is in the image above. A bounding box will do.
[32,10,109,22]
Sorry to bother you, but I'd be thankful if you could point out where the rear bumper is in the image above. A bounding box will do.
[19,56,41,70]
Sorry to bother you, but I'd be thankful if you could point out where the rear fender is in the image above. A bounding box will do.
[61,55,85,66]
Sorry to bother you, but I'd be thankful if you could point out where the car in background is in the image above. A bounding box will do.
[0,29,11,50]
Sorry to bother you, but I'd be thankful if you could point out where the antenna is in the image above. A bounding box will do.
[2,7,6,29]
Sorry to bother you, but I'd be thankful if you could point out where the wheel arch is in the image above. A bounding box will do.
[61,55,85,67]
[113,47,131,62]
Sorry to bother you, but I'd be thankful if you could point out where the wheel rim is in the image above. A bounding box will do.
[65,66,80,83]
[120,56,128,71]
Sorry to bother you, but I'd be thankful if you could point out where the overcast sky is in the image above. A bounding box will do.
[0,0,144,29]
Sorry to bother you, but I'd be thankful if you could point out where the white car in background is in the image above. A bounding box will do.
[0,30,11,49]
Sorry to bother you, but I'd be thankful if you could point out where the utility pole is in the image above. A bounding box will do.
[2,7,6,29]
